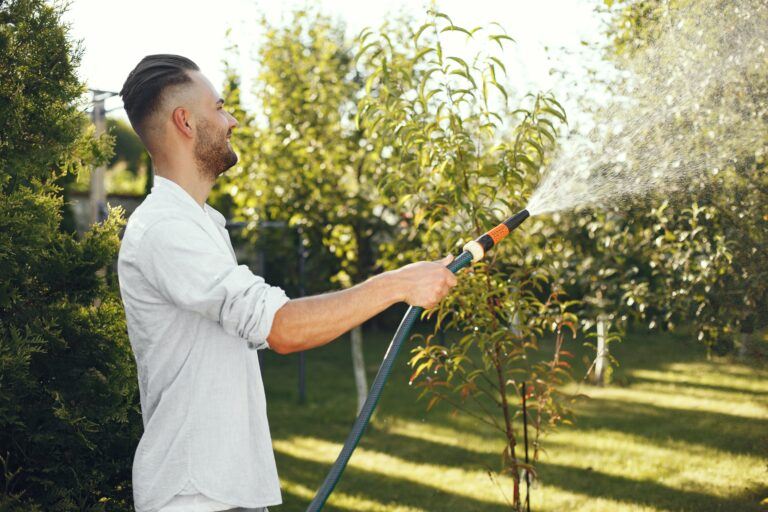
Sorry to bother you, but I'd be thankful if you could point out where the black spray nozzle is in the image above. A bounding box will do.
[503,209,530,232]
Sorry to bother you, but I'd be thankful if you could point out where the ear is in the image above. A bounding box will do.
[171,107,194,140]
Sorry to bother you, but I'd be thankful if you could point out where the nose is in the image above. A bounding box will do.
[227,110,238,129]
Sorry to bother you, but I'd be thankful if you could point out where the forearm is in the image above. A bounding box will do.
[267,271,404,354]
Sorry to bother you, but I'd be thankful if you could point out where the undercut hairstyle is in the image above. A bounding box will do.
[120,54,199,138]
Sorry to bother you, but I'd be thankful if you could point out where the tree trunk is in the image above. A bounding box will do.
[737,332,750,360]
[495,344,521,510]
[350,222,372,415]
[594,314,609,387]
[351,325,368,414]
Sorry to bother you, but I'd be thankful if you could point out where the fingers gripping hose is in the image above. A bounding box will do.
[306,210,530,511]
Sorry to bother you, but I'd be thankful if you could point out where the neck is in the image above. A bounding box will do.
[152,155,214,208]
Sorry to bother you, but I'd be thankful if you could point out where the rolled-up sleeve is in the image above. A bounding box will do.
[137,217,289,349]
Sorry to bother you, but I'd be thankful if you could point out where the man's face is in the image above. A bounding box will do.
[188,72,238,180]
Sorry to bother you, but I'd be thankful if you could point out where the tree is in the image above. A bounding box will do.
[0,1,140,510]
[355,11,578,509]
[218,10,398,411]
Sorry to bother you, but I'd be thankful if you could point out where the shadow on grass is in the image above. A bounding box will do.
[537,461,766,512]
[310,425,767,512]
[572,398,768,456]
[361,426,499,468]
[273,450,511,512]
[274,444,765,512]
[629,374,768,398]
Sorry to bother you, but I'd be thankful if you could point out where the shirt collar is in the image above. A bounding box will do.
[152,175,226,227]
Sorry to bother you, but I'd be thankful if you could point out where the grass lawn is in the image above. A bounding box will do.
[261,323,768,512]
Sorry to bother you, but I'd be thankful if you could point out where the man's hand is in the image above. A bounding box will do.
[391,255,458,309]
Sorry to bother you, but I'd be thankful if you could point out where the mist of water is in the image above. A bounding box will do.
[527,0,768,216]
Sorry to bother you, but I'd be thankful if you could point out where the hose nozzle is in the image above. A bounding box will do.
[462,209,530,262]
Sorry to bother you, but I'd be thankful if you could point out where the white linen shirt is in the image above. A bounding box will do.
[117,175,289,512]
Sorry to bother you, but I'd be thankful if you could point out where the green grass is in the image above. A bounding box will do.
[261,325,768,511]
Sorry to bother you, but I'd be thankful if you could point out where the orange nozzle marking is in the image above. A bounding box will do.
[487,223,510,244]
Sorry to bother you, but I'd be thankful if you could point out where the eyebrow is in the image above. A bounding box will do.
[216,98,224,106]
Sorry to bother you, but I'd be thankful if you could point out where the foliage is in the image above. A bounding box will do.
[354,11,578,509]
[0,1,139,510]
[217,9,395,296]
[68,119,148,196]
[106,118,146,173]
[105,165,149,196]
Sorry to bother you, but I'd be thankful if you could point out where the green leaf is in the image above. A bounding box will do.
[432,11,455,26]
[441,25,474,38]
[381,32,395,52]
[450,88,475,98]
[365,67,382,94]
[447,56,470,72]
[488,111,504,124]
[538,125,556,144]
[542,106,567,123]
[449,69,477,87]
[355,42,380,65]
[357,27,373,46]
[493,81,508,104]
[415,47,436,62]
[545,97,567,117]
[491,33,516,43]
[529,139,545,156]
[489,34,516,50]
[413,22,435,43]
[537,117,558,132]
[516,153,537,170]
[489,56,507,75]
[410,360,432,383]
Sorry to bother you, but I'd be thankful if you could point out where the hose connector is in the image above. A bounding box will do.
[462,209,530,262]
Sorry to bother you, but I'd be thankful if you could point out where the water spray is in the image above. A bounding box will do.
[306,209,530,512]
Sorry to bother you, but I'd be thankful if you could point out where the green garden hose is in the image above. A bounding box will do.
[306,209,531,511]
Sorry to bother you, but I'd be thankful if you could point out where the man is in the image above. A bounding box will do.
[116,54,457,512]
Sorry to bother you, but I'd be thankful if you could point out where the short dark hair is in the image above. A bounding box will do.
[120,54,199,136]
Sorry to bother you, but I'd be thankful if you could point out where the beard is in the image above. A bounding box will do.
[193,119,238,180]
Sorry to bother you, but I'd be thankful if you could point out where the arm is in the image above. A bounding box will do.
[267,256,457,354]
[139,217,455,353]
[138,217,288,349]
